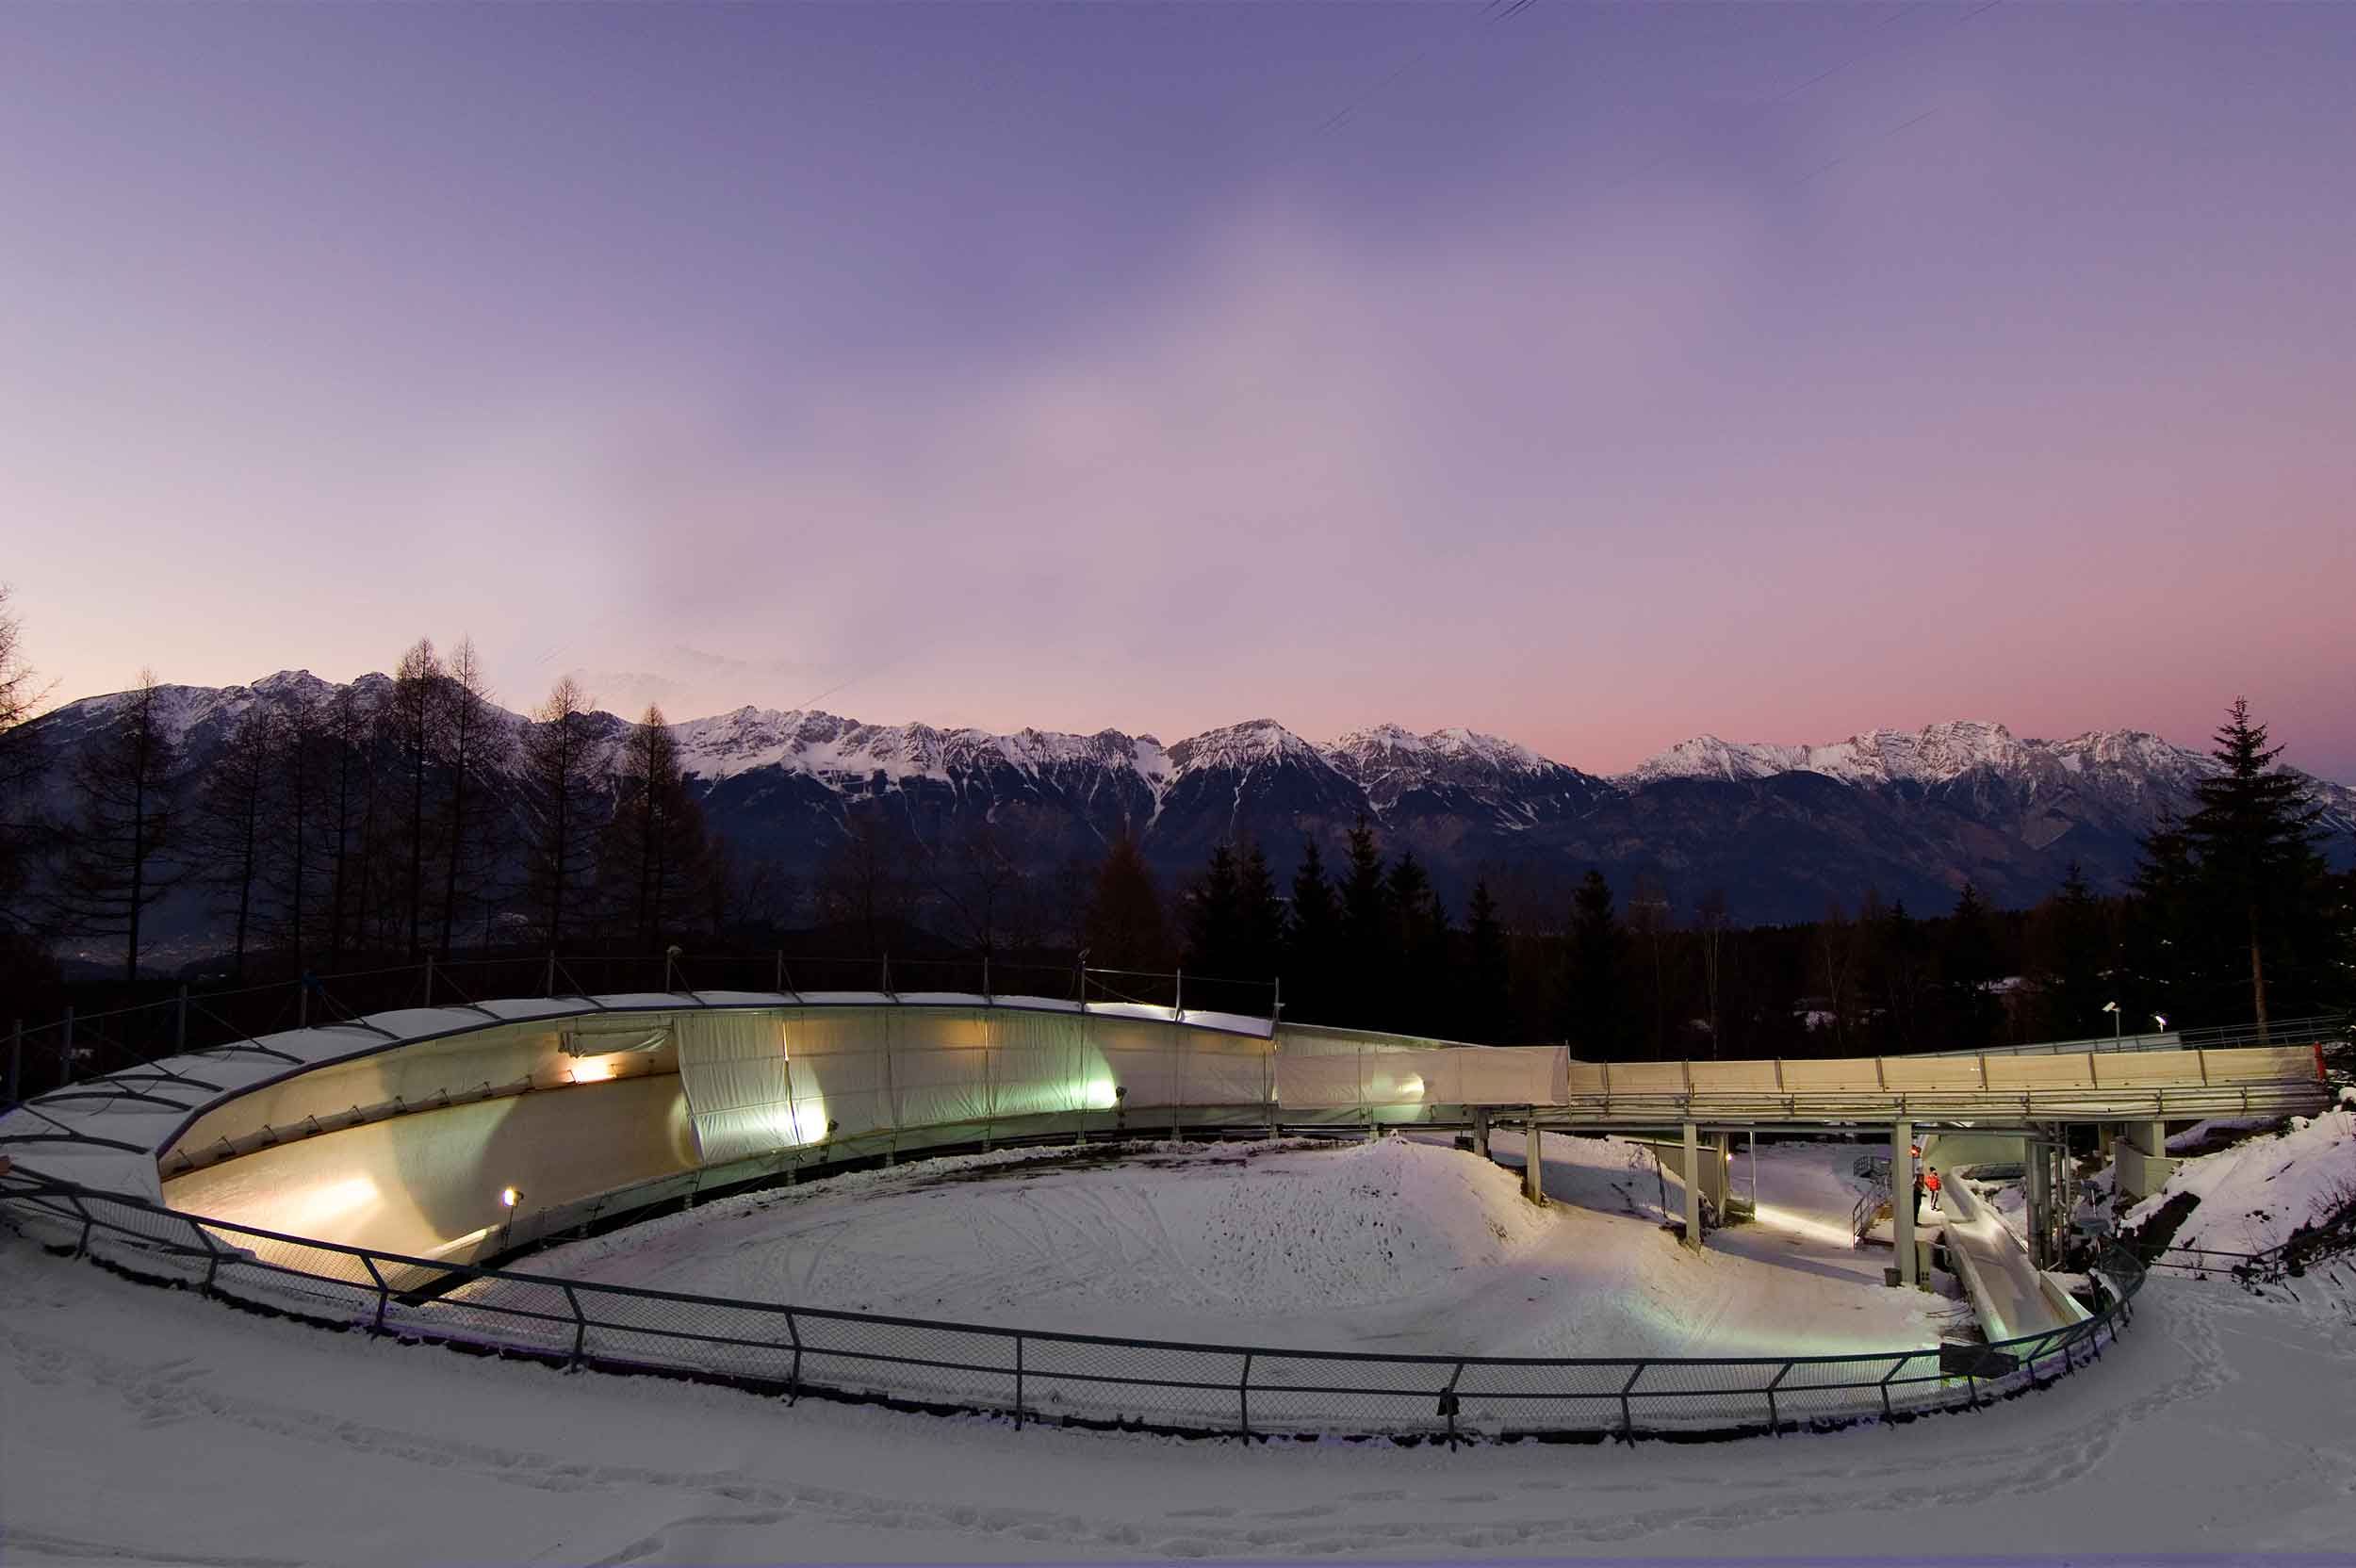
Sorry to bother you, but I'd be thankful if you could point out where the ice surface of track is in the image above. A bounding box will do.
[499,1136,1955,1357]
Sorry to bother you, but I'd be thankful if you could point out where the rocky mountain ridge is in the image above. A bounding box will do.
[19,674,2355,937]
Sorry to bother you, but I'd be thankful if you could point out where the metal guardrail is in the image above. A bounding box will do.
[1932,1016,2345,1059]
[1,1169,2149,1444]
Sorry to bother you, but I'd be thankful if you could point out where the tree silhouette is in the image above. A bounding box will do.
[2178,698,2331,1032]
[52,671,182,982]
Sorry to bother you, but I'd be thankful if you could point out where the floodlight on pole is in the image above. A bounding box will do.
[2102,1000,2120,1042]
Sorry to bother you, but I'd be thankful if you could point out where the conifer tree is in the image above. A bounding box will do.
[1284,837,1339,1019]
[386,638,446,959]
[1183,842,1242,979]
[1385,851,1443,1034]
[520,675,601,951]
[600,705,710,950]
[1941,880,2001,1046]
[51,671,182,982]
[1562,869,1625,1054]
[2178,698,2331,1032]
[434,637,507,957]
[1083,833,1169,972]
[1339,815,1392,1004]
[319,680,378,963]
[2037,862,2107,1039]
[0,587,53,943]
[1464,879,1511,1044]
[1234,841,1284,989]
[191,702,280,980]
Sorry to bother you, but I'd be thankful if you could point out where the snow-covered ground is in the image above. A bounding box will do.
[486,1135,1958,1359]
[7,1220,2354,1564]
[2126,1096,2356,1258]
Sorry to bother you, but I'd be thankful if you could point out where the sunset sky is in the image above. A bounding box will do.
[5,2,2351,776]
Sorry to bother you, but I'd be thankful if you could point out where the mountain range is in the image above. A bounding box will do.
[19,674,2356,953]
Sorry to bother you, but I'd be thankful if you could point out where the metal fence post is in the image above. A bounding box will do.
[1013,1333,1025,1430]
[423,955,435,1007]
[1618,1363,1645,1444]
[562,1284,586,1368]
[1237,1350,1253,1441]
[1765,1362,1792,1434]
[360,1253,391,1334]
[546,951,557,998]
[190,1215,224,1294]
[785,1308,802,1404]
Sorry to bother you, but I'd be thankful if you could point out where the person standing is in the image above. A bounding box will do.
[1926,1168,1943,1213]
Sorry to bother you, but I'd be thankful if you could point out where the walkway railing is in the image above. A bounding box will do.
[1,1168,2149,1444]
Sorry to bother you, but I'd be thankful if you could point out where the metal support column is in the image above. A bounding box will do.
[2025,1135,2050,1269]
[1681,1120,1703,1250]
[1893,1119,1916,1287]
[1472,1107,1491,1161]
[1524,1114,1545,1204]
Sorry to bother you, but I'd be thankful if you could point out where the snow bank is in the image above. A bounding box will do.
[502,1134,1952,1360]
[2125,1105,2356,1257]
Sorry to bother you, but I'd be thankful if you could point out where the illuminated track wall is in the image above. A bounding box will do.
[0,989,2329,1268]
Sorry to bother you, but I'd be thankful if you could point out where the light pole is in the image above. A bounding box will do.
[2102,1000,2120,1043]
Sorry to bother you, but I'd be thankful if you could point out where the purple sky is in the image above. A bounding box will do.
[5,3,2352,776]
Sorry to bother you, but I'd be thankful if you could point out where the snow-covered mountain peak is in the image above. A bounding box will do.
[1619,719,2242,797]
[1324,724,1556,777]
[1166,719,1329,776]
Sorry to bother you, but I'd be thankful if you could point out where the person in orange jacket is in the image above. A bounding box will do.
[1925,1167,1943,1212]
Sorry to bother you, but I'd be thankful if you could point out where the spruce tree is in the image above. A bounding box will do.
[1386,851,1437,1034]
[1562,870,1625,1055]
[1234,842,1284,992]
[1941,880,2001,1046]
[1339,815,1392,1008]
[1083,833,1169,972]
[2178,698,2332,1032]
[1464,879,1510,1044]
[1284,837,1339,1020]
[2038,862,2107,1039]
[1183,843,1242,979]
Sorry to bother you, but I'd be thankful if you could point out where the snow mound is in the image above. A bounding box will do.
[2124,1106,2356,1257]
[1175,1137,1549,1310]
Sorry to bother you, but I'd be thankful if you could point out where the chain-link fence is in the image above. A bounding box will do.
[2,1169,2147,1444]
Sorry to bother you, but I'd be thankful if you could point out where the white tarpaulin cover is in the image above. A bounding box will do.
[675,1011,800,1166]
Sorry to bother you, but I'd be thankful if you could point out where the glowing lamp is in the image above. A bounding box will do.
[499,1186,520,1208]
